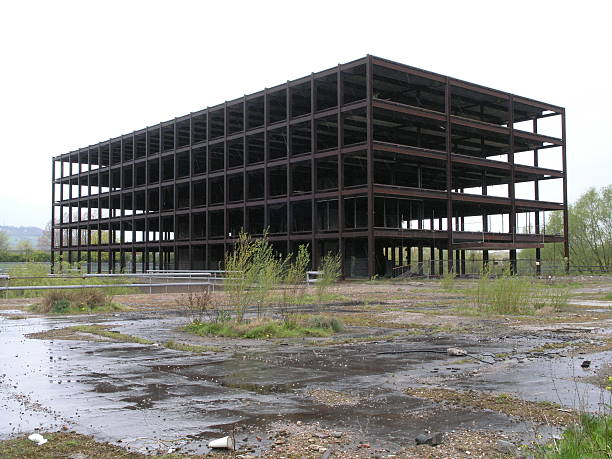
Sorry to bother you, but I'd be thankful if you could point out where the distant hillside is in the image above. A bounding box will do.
[0,225,44,248]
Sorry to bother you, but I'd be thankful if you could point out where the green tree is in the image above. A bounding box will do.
[0,230,9,258]
[533,185,611,268]
[16,240,34,262]
[37,221,52,250]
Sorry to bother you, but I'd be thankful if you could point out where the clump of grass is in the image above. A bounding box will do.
[533,413,612,458]
[472,268,570,315]
[163,340,221,353]
[33,289,122,314]
[0,431,145,459]
[71,325,153,344]
[184,314,343,339]
[405,387,576,426]
[440,271,456,291]
[315,251,342,305]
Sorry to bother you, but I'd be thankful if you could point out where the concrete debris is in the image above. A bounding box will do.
[446,347,468,357]
[415,432,444,446]
[495,439,516,454]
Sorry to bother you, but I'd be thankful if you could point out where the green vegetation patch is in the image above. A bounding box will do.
[70,325,153,344]
[0,431,146,459]
[533,413,612,458]
[405,387,576,426]
[30,289,124,315]
[184,315,343,339]
[163,340,221,353]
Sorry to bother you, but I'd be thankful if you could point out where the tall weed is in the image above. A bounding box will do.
[473,267,569,315]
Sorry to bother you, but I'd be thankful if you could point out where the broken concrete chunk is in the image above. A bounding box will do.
[446,347,468,356]
[496,439,516,454]
[415,432,444,446]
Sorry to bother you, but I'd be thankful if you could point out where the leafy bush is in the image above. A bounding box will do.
[51,299,71,313]
[224,231,285,321]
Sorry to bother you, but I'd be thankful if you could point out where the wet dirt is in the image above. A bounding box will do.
[1,278,611,456]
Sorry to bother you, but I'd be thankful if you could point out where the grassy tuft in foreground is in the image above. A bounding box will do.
[0,432,146,459]
[163,340,222,353]
[30,289,123,314]
[459,268,571,315]
[534,413,612,458]
[71,325,153,344]
[184,314,343,339]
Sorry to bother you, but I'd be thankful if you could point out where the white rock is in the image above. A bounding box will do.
[28,433,47,446]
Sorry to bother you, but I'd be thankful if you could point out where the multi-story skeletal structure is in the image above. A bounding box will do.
[52,55,568,277]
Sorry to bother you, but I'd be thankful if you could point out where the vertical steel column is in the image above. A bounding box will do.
[561,109,569,273]
[242,96,247,244]
[119,140,125,273]
[68,154,73,266]
[59,157,64,268]
[508,97,518,274]
[143,131,150,274]
[107,142,113,272]
[444,78,454,273]
[172,120,178,270]
[130,134,136,273]
[430,246,435,276]
[204,111,210,269]
[51,159,56,273]
[366,55,375,277]
[310,74,318,267]
[186,117,193,270]
[86,148,92,274]
[96,147,102,274]
[222,107,228,264]
[77,151,82,268]
[417,246,424,275]
[337,64,344,277]
[533,118,541,275]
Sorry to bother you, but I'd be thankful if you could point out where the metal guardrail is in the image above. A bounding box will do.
[0,270,235,296]
[1,282,213,292]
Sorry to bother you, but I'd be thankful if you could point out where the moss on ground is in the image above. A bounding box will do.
[405,387,576,426]
[0,432,146,459]
[183,315,343,339]
[70,325,154,344]
[163,340,221,353]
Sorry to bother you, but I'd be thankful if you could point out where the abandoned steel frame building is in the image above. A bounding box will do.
[51,55,568,277]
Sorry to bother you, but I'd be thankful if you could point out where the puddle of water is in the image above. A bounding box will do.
[1,311,608,454]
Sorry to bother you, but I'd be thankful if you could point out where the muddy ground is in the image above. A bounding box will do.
[0,277,611,458]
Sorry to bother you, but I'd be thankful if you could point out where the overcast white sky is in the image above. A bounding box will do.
[0,1,610,228]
